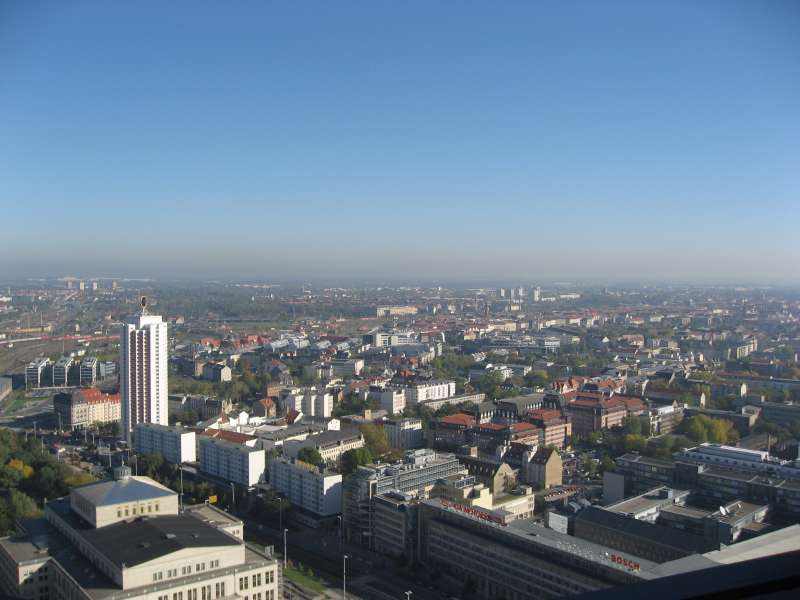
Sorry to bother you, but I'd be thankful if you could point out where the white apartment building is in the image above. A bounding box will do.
[0,468,280,600]
[121,306,169,444]
[135,422,197,463]
[331,358,364,378]
[377,389,406,415]
[199,437,266,487]
[269,457,342,519]
[403,380,456,404]
[280,388,334,418]
[384,418,424,449]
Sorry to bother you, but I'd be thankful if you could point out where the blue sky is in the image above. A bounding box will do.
[1,1,798,283]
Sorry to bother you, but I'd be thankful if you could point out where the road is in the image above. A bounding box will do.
[244,520,447,600]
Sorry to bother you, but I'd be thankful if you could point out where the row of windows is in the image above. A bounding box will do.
[239,570,276,590]
[118,501,160,518]
[153,560,221,582]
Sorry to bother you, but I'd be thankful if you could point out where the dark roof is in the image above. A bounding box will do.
[52,500,239,568]
[575,506,713,554]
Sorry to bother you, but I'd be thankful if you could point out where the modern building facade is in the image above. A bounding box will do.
[342,449,466,546]
[80,356,98,386]
[121,309,169,443]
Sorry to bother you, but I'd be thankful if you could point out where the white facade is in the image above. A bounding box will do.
[135,422,197,463]
[378,389,406,415]
[302,391,333,418]
[269,457,342,517]
[121,312,168,443]
[404,381,456,404]
[199,437,266,487]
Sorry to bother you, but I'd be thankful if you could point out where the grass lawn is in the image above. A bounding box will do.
[283,564,328,594]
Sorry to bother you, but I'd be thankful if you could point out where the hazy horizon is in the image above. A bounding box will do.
[2,2,799,283]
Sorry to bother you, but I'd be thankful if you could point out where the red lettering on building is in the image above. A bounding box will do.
[440,499,506,526]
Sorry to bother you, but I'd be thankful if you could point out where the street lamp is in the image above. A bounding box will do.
[283,528,288,569]
[336,515,343,552]
[230,482,236,514]
[405,592,413,600]
[342,554,349,600]
[278,497,283,533]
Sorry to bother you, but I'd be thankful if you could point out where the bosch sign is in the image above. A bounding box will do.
[610,554,640,571]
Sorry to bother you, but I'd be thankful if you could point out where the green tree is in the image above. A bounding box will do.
[297,447,323,468]
[340,447,373,475]
[359,424,390,457]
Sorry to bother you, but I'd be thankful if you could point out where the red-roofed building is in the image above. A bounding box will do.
[565,396,626,438]
[526,409,572,450]
[614,395,647,416]
[252,397,277,418]
[199,428,258,446]
[431,413,475,448]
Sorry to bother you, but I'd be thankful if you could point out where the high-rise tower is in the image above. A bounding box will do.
[120,297,168,443]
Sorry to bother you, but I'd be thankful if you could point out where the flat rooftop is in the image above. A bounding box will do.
[183,503,242,528]
[48,499,239,568]
[606,488,689,516]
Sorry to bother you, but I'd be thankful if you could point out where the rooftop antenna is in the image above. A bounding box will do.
[140,296,149,316]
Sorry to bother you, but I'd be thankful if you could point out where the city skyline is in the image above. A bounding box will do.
[2,2,799,283]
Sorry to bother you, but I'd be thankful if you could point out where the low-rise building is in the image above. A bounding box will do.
[202,362,232,383]
[283,428,364,466]
[523,446,562,489]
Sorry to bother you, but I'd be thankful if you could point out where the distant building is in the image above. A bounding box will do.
[53,388,121,430]
[384,418,424,449]
[52,356,73,386]
[376,306,418,317]
[25,358,50,389]
[202,362,232,383]
[134,423,196,463]
[330,358,364,378]
[0,377,11,403]
[80,356,98,386]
